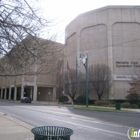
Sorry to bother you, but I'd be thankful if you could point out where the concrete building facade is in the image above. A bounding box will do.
[0,37,64,102]
[0,71,58,101]
[65,6,140,99]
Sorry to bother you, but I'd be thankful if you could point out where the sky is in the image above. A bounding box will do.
[30,0,140,43]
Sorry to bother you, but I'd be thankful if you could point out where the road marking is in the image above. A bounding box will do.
[47,117,126,137]
[17,106,97,121]
[71,117,130,128]
[17,106,131,129]
[11,105,138,130]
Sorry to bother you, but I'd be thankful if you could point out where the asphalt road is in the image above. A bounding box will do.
[0,100,140,140]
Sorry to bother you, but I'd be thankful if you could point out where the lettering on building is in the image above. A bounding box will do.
[116,61,140,68]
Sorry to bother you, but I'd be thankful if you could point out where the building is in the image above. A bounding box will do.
[65,6,140,99]
[0,36,64,101]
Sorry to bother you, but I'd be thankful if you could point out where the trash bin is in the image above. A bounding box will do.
[116,102,121,110]
[31,126,73,140]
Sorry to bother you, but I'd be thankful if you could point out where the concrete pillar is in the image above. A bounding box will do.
[21,85,24,99]
[14,86,17,100]
[33,85,37,101]
[0,88,1,98]
[53,87,56,100]
[107,25,114,99]
[9,87,11,100]
[4,88,7,99]
[33,62,37,101]
[1,88,3,98]
[30,87,33,99]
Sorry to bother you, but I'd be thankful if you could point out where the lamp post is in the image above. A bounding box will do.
[79,53,89,107]
[62,90,65,95]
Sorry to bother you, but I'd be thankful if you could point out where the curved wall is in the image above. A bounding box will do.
[80,24,108,65]
[65,6,140,99]
[65,33,77,69]
[112,22,140,75]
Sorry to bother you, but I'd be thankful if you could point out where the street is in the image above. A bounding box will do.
[0,100,140,140]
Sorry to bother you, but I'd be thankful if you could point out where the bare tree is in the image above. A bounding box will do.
[127,77,140,96]
[89,64,112,100]
[0,0,63,76]
[64,69,81,102]
[57,60,64,98]
[78,73,92,95]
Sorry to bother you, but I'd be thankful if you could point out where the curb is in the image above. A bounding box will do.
[0,112,34,130]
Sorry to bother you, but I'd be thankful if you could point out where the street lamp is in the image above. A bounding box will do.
[62,90,65,95]
[79,53,89,107]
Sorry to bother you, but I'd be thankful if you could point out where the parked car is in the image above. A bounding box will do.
[21,97,31,103]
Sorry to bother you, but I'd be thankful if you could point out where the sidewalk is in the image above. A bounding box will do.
[11,99,140,113]
[0,112,34,140]
[32,101,59,106]
[8,99,140,113]
[30,101,140,113]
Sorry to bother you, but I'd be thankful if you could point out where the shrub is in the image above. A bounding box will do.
[59,95,69,103]
[112,100,129,104]
[109,100,116,104]
[94,100,110,106]
[126,93,140,100]
[136,102,140,108]
[89,100,95,105]
[108,104,116,107]
[130,104,139,108]
[76,94,89,105]
[121,102,130,108]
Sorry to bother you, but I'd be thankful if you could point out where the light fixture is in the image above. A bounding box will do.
[79,53,89,107]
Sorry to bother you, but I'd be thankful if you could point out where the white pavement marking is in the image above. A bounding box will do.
[71,117,130,129]
[16,106,98,120]
[46,116,126,137]
[16,106,130,129]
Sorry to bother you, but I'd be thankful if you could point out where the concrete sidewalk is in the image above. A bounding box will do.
[31,101,140,113]
[0,112,34,140]
[10,99,140,113]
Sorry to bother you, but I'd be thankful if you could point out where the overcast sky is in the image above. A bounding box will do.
[31,0,140,43]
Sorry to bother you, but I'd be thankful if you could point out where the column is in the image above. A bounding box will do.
[14,86,17,100]
[30,87,33,99]
[33,63,37,101]
[33,85,37,101]
[4,88,7,99]
[9,87,11,100]
[21,85,24,99]
[0,88,1,98]
[53,87,56,101]
[1,88,3,98]
[107,25,114,99]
